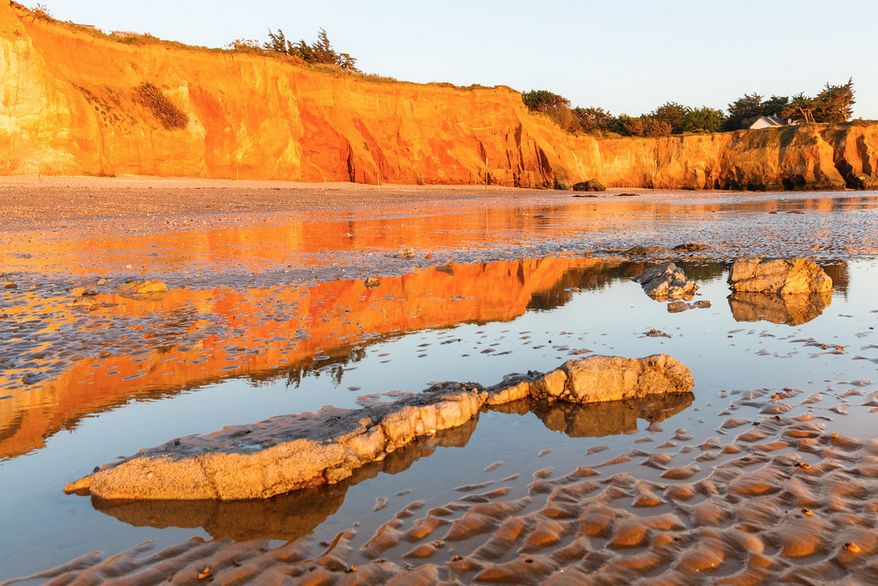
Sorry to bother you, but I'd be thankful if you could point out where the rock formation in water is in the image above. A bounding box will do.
[64,354,694,500]
[635,263,699,300]
[728,258,833,295]
[2,2,877,189]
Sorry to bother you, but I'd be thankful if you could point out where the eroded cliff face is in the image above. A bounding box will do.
[1,1,877,190]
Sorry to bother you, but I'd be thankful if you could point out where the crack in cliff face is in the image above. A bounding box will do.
[857,135,873,177]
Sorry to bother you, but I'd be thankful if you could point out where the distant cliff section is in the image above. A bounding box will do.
[1,2,876,190]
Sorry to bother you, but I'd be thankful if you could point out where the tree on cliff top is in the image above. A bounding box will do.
[573,107,613,134]
[727,79,855,128]
[266,28,358,71]
[781,80,855,124]
[651,102,690,134]
[681,107,724,133]
[522,90,579,133]
[522,90,570,115]
[814,78,855,123]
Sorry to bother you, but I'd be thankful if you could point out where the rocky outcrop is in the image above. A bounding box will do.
[2,3,878,189]
[573,180,606,192]
[728,258,833,295]
[65,354,694,500]
[636,263,699,300]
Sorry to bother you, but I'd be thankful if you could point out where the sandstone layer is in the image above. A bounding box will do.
[2,2,878,190]
[64,354,694,500]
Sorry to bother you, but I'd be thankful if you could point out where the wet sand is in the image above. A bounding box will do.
[0,176,554,232]
[20,391,878,585]
[3,179,878,585]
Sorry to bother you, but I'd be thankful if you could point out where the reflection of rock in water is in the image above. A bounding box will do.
[92,418,478,541]
[496,393,694,438]
[728,291,832,326]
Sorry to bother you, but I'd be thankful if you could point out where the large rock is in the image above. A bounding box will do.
[65,355,693,501]
[521,355,695,404]
[636,262,699,300]
[573,180,606,192]
[91,419,478,541]
[728,258,832,295]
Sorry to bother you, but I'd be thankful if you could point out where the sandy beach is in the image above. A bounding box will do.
[0,176,555,232]
[2,179,878,585]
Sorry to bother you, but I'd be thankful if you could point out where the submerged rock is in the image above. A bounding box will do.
[68,296,101,310]
[636,262,699,300]
[117,278,169,299]
[667,300,711,313]
[728,258,832,295]
[624,245,664,256]
[65,355,693,501]
[673,243,710,253]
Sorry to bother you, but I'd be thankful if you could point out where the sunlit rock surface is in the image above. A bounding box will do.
[65,354,694,500]
[728,258,833,295]
[635,262,699,300]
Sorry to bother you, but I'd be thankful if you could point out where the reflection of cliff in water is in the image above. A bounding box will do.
[0,256,612,460]
[527,261,726,312]
[728,291,832,326]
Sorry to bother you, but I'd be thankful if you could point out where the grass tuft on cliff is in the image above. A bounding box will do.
[136,83,188,130]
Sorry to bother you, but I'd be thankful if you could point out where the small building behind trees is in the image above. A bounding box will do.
[749,115,796,130]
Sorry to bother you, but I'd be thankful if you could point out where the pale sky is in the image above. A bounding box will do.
[28,0,878,119]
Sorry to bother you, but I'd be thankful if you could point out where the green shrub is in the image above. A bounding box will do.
[136,82,188,130]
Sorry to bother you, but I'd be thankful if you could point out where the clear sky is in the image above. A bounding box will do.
[28,0,878,119]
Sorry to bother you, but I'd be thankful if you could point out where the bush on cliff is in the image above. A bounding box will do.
[651,102,690,133]
[136,83,188,130]
[265,28,358,71]
[573,107,612,134]
[522,90,580,133]
[681,107,724,133]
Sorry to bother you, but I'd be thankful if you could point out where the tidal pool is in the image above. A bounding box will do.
[1,189,877,584]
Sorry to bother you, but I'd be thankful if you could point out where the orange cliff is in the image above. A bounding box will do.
[1,1,877,190]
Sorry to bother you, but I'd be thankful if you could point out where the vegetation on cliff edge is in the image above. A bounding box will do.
[524,79,857,138]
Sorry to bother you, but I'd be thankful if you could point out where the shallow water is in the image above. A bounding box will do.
[1,190,878,582]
